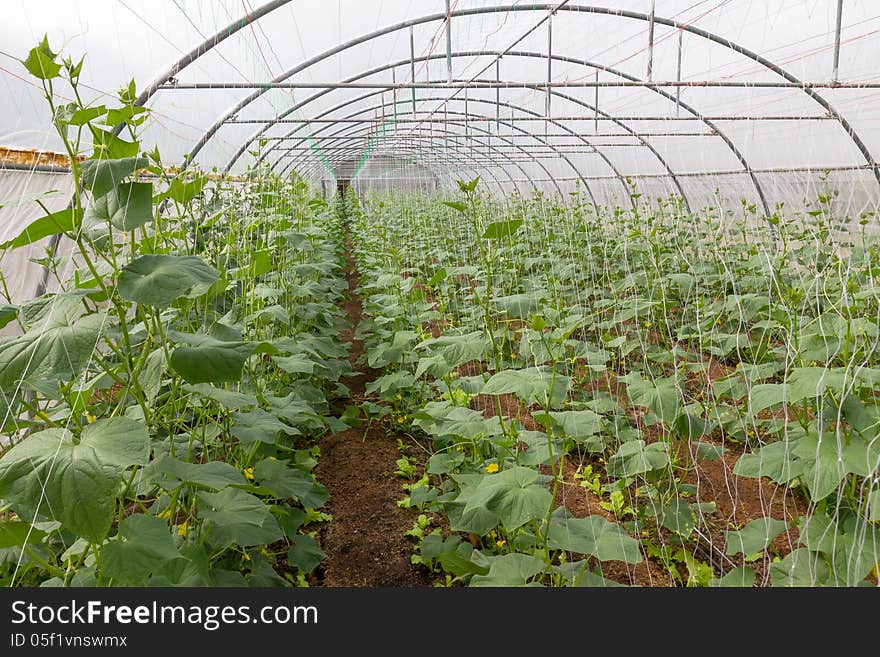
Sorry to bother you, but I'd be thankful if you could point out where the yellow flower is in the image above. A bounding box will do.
[156,509,172,520]
[495,539,506,549]
[177,521,189,537]
[244,467,255,481]
[242,552,251,561]
[84,412,97,424]
[397,416,405,424]
[643,321,653,329]
[485,463,500,474]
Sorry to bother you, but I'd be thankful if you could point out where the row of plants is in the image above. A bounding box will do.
[0,41,351,586]
[347,179,880,586]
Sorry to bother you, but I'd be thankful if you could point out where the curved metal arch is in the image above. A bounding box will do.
[285,124,520,197]
[273,108,573,200]
[237,52,692,210]
[278,121,545,199]
[268,100,595,204]
[275,124,515,196]
[160,4,876,210]
[121,0,294,128]
[257,87,618,208]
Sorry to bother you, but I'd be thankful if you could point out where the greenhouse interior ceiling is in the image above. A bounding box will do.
[1,1,880,592]
[2,0,880,210]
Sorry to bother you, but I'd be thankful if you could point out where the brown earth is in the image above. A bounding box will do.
[312,243,432,587]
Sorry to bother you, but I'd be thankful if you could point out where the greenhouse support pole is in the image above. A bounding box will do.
[832,0,844,83]
[445,0,453,84]
[410,26,417,117]
[594,69,599,132]
[546,10,553,119]
[676,30,683,117]
[647,0,656,81]
[495,58,501,130]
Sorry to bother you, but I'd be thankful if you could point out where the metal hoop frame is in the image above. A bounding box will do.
[122,2,877,208]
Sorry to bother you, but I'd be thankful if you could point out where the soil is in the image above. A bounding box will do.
[312,241,432,587]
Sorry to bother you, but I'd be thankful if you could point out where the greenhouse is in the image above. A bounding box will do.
[0,0,879,589]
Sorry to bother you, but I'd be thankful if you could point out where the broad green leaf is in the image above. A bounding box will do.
[606,440,670,478]
[481,367,571,407]
[273,354,317,375]
[481,219,523,240]
[534,409,603,439]
[798,513,879,584]
[249,249,273,277]
[546,507,642,563]
[197,488,282,547]
[654,496,699,537]
[552,561,624,587]
[770,548,830,587]
[170,339,258,384]
[230,409,299,444]
[624,374,680,425]
[0,297,105,390]
[725,517,789,556]
[462,466,552,531]
[869,488,880,522]
[437,551,489,577]
[82,417,150,468]
[183,383,257,409]
[710,566,757,588]
[81,157,149,198]
[0,521,46,549]
[156,455,246,490]
[254,458,329,508]
[22,36,61,79]
[746,383,788,415]
[787,367,846,402]
[672,413,707,440]
[84,181,153,231]
[416,331,488,368]
[693,441,725,460]
[69,105,108,126]
[733,440,804,485]
[0,305,18,330]
[166,176,207,204]
[90,126,139,160]
[793,432,847,501]
[118,254,219,308]
[469,553,545,586]
[141,348,166,404]
[100,514,181,585]
[446,474,502,535]
[286,535,324,574]
[1,208,79,250]
[442,201,468,213]
[0,428,124,541]
[427,452,465,475]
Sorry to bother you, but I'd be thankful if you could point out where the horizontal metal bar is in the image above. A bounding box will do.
[267,131,714,139]
[162,80,880,90]
[228,115,833,124]
[0,162,71,174]
[275,144,637,152]
[494,163,878,182]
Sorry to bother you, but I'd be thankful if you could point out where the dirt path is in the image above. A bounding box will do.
[313,242,432,587]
